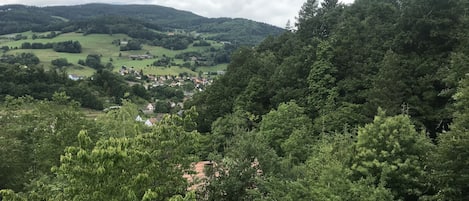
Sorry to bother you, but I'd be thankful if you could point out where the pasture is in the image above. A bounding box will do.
[0,31,227,76]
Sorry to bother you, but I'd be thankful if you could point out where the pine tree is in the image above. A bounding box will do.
[432,75,469,201]
[352,109,434,200]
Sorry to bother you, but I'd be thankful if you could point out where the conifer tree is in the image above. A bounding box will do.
[433,75,469,201]
[352,109,434,200]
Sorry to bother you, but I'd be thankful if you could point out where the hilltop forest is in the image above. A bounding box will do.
[0,3,283,45]
[2,0,469,201]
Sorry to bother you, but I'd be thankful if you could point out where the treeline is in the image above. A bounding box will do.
[0,56,152,109]
[0,4,283,46]
[183,0,469,200]
[188,0,468,136]
[0,5,65,35]
[2,0,469,200]
[0,98,201,200]
[0,53,40,65]
[20,40,82,53]
[0,62,102,109]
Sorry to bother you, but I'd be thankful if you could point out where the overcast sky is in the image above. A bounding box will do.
[0,0,355,27]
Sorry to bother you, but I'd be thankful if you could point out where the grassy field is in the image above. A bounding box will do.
[0,32,227,76]
[197,64,228,72]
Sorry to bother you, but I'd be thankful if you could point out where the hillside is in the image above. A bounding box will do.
[2,0,469,200]
[0,3,284,45]
[0,31,231,77]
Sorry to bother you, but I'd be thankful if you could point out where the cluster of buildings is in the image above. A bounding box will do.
[128,54,153,60]
[118,65,214,90]
[148,74,212,89]
[135,114,165,127]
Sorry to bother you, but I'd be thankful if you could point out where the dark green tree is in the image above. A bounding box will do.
[85,54,103,70]
[51,58,70,67]
[432,75,469,201]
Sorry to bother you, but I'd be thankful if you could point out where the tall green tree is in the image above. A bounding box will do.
[352,110,434,200]
[305,134,394,201]
[367,50,411,116]
[52,113,199,200]
[307,38,338,116]
[432,75,469,201]
[258,101,313,162]
[0,94,96,192]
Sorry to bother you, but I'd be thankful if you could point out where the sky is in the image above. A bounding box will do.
[0,0,355,27]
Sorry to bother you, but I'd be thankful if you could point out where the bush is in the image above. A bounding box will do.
[51,58,70,67]
[53,41,82,53]
[85,54,103,70]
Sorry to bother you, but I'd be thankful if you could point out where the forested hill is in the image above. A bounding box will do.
[0,3,284,45]
[187,0,469,136]
[2,0,469,200]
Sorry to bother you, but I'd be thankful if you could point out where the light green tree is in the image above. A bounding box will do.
[51,112,199,200]
[305,134,394,201]
[352,109,434,200]
[258,101,313,162]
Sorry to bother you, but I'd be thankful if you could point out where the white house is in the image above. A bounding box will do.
[146,103,154,111]
[135,115,143,122]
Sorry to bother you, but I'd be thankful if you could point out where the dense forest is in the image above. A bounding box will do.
[0,4,283,45]
[1,0,469,200]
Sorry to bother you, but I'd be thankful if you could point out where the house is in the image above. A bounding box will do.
[68,74,82,81]
[129,54,153,60]
[146,103,155,111]
[144,117,158,127]
[170,102,177,108]
[119,66,129,75]
[135,115,143,122]
[183,161,215,191]
[144,119,153,127]
[120,41,128,46]
[182,159,261,191]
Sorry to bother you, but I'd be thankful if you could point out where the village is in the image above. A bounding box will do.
[117,64,222,127]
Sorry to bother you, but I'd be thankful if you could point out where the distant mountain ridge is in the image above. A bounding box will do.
[0,3,284,45]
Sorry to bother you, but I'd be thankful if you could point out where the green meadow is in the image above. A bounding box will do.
[0,32,227,76]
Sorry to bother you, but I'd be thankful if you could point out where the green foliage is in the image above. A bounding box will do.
[120,40,142,51]
[209,110,254,154]
[0,5,63,35]
[0,100,201,200]
[432,75,469,201]
[97,100,140,138]
[55,112,199,200]
[2,0,469,200]
[202,130,277,201]
[85,54,103,70]
[154,100,171,113]
[0,62,104,109]
[53,40,82,53]
[148,85,184,102]
[352,109,434,200]
[130,84,150,101]
[153,35,193,50]
[307,38,338,117]
[0,52,40,65]
[258,102,313,161]
[51,57,70,67]
[193,40,211,47]
[367,50,410,116]
[0,94,96,192]
[304,134,394,201]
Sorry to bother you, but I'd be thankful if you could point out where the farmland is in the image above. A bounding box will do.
[0,31,228,76]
